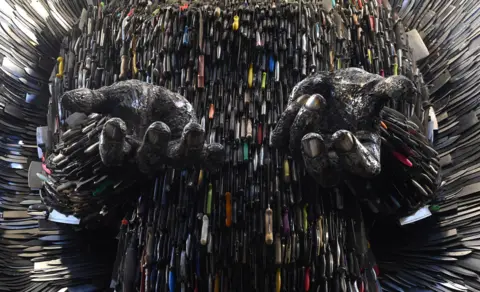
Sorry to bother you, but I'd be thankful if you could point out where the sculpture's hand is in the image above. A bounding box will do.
[270,68,416,187]
[60,80,224,172]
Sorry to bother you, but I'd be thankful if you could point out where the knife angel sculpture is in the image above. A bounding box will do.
[43,71,439,291]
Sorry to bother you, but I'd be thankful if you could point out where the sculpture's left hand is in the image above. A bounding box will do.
[270,68,416,187]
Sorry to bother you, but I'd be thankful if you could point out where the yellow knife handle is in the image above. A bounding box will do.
[56,57,64,78]
[232,15,240,31]
[276,269,281,292]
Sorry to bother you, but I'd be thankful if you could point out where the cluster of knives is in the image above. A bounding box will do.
[42,112,144,220]
[0,0,478,291]
[39,0,441,291]
[375,0,480,291]
[0,0,121,291]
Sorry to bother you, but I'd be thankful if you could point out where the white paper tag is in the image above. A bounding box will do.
[399,205,432,226]
[48,209,80,225]
[407,29,429,61]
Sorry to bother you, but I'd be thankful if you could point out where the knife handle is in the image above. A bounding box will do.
[197,55,205,88]
[28,204,49,212]
[275,233,282,264]
[276,268,281,292]
[56,57,64,78]
[265,206,273,244]
[94,68,103,89]
[225,192,232,227]
[145,227,154,265]
[120,55,128,80]
[200,215,209,245]
[132,51,138,76]
[123,245,138,292]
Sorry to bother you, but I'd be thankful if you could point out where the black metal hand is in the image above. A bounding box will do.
[60,80,224,172]
[271,68,416,187]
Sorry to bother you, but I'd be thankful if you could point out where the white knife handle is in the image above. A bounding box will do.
[200,215,209,245]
